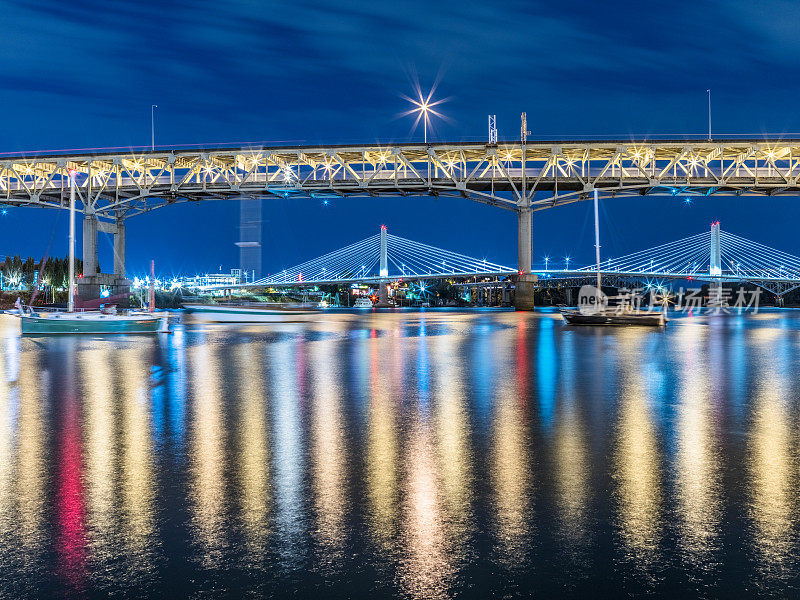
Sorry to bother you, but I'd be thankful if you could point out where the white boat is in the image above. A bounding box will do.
[14,172,169,335]
[20,308,168,334]
[183,303,319,323]
[353,297,373,309]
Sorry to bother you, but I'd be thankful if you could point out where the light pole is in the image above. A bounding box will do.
[402,87,445,144]
[706,90,711,141]
[151,104,158,151]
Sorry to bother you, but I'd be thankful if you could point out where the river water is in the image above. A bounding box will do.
[0,308,799,598]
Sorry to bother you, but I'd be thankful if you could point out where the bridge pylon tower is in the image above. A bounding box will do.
[377,225,390,306]
[710,221,721,276]
[709,220,722,294]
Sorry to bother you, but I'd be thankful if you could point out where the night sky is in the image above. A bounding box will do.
[2,0,800,279]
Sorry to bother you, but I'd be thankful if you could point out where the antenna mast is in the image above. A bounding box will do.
[593,188,601,291]
[520,112,530,203]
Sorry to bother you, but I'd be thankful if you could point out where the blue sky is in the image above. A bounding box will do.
[2,0,800,278]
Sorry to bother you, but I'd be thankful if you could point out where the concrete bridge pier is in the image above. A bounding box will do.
[514,206,537,310]
[77,214,131,302]
[378,282,389,306]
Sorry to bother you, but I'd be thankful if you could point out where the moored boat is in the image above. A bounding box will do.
[557,188,668,328]
[20,310,168,334]
[183,302,319,323]
[352,297,373,309]
[561,308,667,326]
[13,172,169,335]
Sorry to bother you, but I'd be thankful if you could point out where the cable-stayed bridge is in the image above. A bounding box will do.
[200,222,800,301]
[199,225,515,291]
[538,222,800,298]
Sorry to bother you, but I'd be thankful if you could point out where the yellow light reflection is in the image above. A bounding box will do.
[432,335,472,546]
[674,327,720,564]
[0,345,14,554]
[488,320,533,565]
[614,367,662,563]
[399,417,450,600]
[310,338,347,563]
[748,368,794,571]
[80,346,117,569]
[491,385,531,564]
[235,341,270,561]
[15,349,46,558]
[189,342,227,567]
[118,347,156,575]
[553,401,588,543]
[365,337,399,551]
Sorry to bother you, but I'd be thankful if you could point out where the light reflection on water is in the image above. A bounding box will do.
[16,348,46,568]
[366,333,400,553]
[748,327,797,580]
[613,331,664,568]
[400,407,451,600]
[0,311,800,597]
[234,340,271,566]
[491,320,532,568]
[310,335,348,568]
[81,346,118,581]
[673,324,722,570]
[188,340,228,568]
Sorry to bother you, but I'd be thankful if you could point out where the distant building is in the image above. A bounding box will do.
[131,269,249,294]
[177,269,246,291]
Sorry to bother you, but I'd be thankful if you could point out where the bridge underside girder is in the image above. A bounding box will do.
[5,177,799,218]
[3,139,800,219]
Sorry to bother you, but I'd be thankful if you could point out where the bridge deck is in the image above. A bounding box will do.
[2,139,800,218]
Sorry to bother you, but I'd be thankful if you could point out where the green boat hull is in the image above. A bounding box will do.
[20,314,166,335]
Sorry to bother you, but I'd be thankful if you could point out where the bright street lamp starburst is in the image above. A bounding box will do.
[399,84,448,144]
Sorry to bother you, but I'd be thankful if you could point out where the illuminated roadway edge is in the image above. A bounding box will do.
[208,270,518,290]
[202,270,800,292]
[2,139,800,219]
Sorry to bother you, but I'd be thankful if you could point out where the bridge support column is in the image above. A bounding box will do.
[77,215,131,304]
[113,220,126,277]
[82,215,99,278]
[515,206,537,310]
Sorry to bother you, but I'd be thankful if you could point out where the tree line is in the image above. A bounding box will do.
[1,255,83,289]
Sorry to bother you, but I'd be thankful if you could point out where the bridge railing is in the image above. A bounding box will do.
[2,165,794,194]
